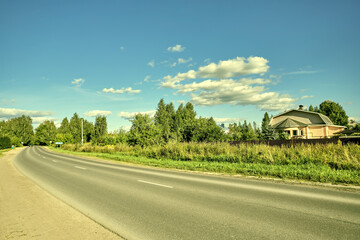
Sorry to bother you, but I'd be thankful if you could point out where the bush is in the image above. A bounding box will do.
[0,136,12,149]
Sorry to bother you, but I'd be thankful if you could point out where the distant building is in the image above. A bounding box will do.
[269,105,345,139]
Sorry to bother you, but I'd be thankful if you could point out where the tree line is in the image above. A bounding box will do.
[0,99,357,149]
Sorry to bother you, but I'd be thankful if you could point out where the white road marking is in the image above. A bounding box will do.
[42,156,46,159]
[52,160,57,163]
[137,180,173,189]
[74,166,86,170]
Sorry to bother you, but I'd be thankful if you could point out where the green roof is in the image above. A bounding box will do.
[272,118,308,129]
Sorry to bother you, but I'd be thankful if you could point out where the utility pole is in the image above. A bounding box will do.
[81,118,84,145]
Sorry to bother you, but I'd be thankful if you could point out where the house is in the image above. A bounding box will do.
[269,105,345,139]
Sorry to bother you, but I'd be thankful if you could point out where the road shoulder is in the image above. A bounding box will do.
[0,147,122,240]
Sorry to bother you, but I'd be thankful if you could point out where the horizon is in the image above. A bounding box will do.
[1,0,359,131]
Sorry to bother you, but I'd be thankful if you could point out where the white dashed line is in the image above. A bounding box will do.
[52,160,57,163]
[74,166,86,170]
[137,180,173,189]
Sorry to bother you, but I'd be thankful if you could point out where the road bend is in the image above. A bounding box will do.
[14,146,360,240]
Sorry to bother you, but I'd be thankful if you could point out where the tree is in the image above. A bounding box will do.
[241,121,257,140]
[260,112,278,140]
[308,105,314,112]
[0,136,11,149]
[69,113,82,143]
[261,112,270,133]
[34,120,57,145]
[94,116,107,143]
[127,114,162,147]
[2,115,34,145]
[154,99,175,142]
[319,100,348,126]
[58,117,71,135]
[228,122,242,141]
[83,120,94,143]
[192,117,224,142]
[55,133,73,144]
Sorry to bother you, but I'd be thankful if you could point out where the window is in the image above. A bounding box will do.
[284,130,290,135]
[293,130,298,136]
[300,130,303,135]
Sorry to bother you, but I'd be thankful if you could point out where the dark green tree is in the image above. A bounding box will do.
[34,120,56,145]
[57,117,71,135]
[0,136,11,149]
[241,121,257,140]
[192,117,224,142]
[261,112,270,133]
[261,112,277,140]
[154,99,175,142]
[69,113,82,143]
[2,115,34,145]
[83,120,94,143]
[308,105,314,112]
[228,122,242,141]
[319,100,348,126]
[94,116,108,143]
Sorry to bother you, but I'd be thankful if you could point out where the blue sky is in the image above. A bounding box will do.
[1,0,359,131]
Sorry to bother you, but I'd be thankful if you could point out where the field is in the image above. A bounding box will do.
[50,142,360,185]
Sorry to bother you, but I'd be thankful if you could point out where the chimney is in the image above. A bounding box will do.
[298,105,304,110]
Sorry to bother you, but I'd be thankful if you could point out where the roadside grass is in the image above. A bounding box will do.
[49,142,360,185]
[0,148,12,157]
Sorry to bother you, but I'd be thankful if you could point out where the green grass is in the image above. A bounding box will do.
[49,142,360,185]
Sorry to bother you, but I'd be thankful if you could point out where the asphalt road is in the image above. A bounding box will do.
[14,146,360,240]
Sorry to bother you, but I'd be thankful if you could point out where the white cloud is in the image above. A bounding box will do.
[167,44,185,52]
[120,46,125,51]
[72,78,85,87]
[197,57,269,79]
[84,110,112,117]
[283,70,321,75]
[161,57,270,88]
[148,60,155,67]
[0,107,53,118]
[183,78,295,110]
[31,117,57,124]
[102,87,141,94]
[118,110,156,120]
[213,118,244,124]
[160,56,297,111]
[178,57,192,64]
[204,58,211,64]
[162,70,197,88]
[300,95,315,99]
[144,75,151,82]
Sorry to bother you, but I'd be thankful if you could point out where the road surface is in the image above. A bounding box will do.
[14,146,360,240]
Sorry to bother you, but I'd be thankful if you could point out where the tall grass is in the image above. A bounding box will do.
[57,142,360,185]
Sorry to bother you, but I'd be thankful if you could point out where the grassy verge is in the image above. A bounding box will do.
[49,142,360,186]
[0,148,12,157]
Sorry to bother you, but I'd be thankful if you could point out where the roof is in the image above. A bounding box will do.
[270,109,344,128]
[271,118,307,129]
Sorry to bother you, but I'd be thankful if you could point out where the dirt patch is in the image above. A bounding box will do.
[0,148,122,240]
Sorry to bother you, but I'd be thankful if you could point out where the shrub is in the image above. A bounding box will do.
[0,136,11,149]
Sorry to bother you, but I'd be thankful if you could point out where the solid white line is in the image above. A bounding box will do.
[74,166,86,170]
[137,180,173,189]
